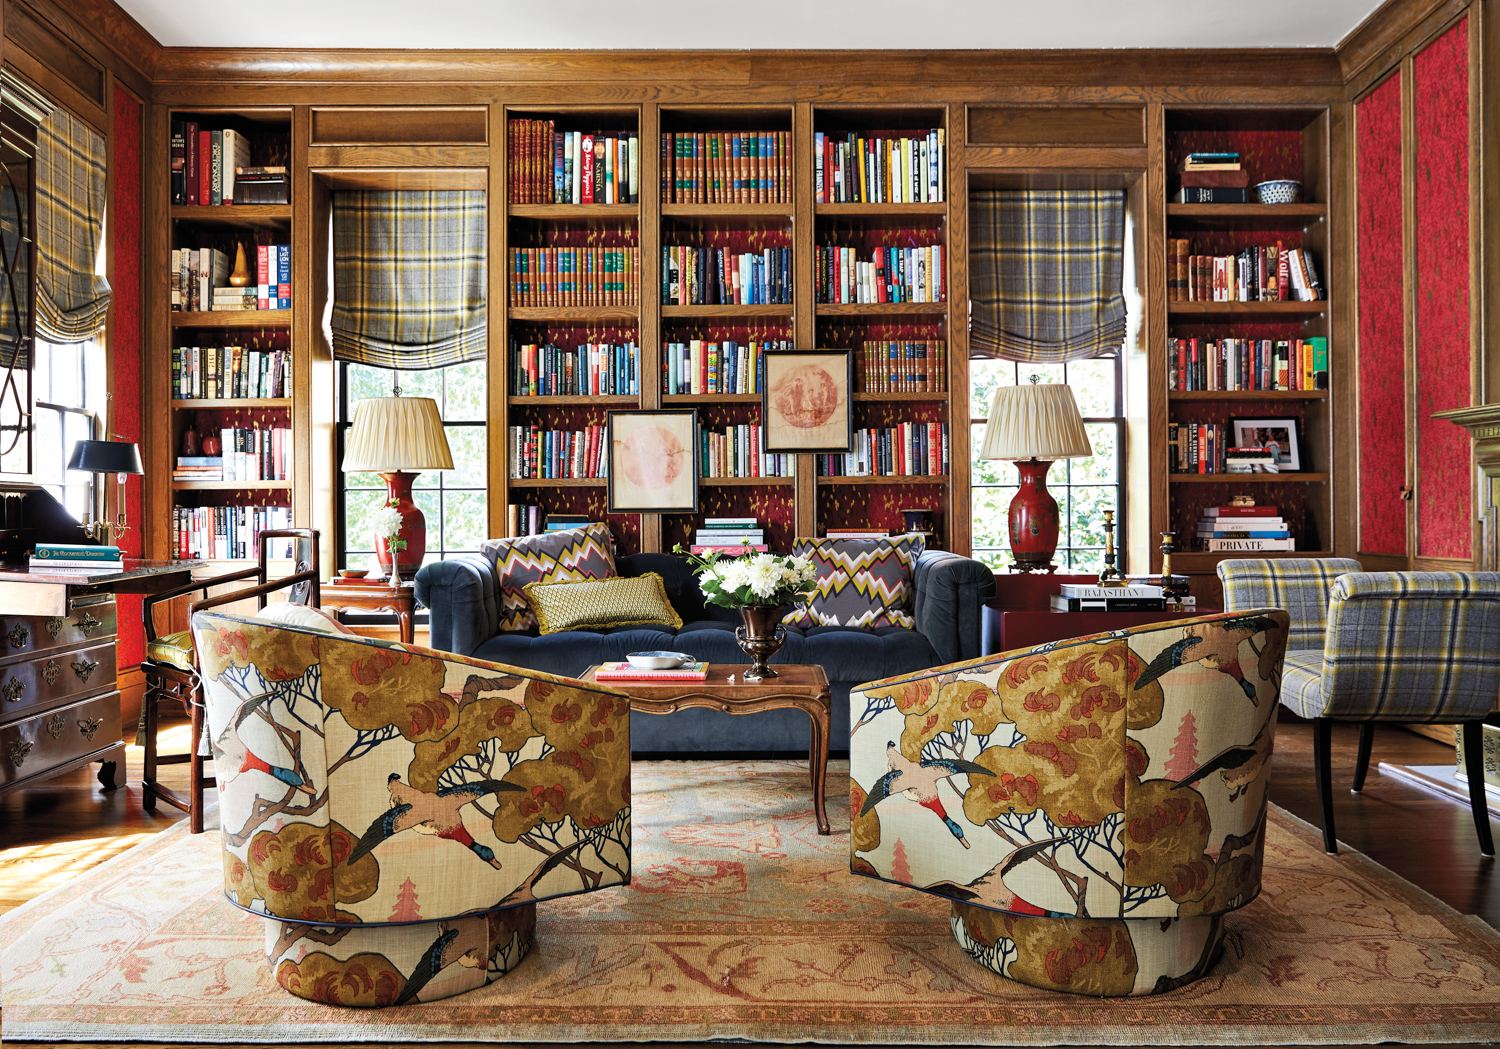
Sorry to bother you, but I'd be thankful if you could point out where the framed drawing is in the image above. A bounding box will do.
[607,410,699,513]
[1231,417,1301,472]
[762,350,854,453]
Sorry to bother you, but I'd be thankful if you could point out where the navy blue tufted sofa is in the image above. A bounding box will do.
[415,550,995,754]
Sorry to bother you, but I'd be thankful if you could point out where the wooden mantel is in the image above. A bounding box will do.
[1434,404,1500,572]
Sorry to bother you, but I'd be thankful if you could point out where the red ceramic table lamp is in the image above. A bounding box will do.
[978,379,1093,573]
[341,396,454,582]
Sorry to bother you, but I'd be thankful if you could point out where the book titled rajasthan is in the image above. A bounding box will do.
[1056,584,1163,600]
[594,662,711,682]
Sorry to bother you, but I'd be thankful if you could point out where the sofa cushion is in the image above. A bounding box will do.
[478,523,617,632]
[524,572,683,634]
[250,601,355,637]
[784,535,924,630]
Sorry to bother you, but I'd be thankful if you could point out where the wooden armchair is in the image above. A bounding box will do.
[139,529,319,832]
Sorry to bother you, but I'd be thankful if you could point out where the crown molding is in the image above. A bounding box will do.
[6,0,161,89]
[1335,0,1469,92]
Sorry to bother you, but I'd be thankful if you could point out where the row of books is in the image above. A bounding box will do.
[1168,336,1328,392]
[509,342,641,396]
[662,339,791,395]
[815,245,946,304]
[29,543,123,571]
[814,129,946,204]
[507,425,609,480]
[1192,504,1294,551]
[1168,241,1322,302]
[172,346,292,400]
[174,427,292,482]
[173,505,294,561]
[859,340,947,394]
[1168,422,1240,475]
[662,246,793,306]
[817,423,950,478]
[171,246,290,312]
[660,131,792,204]
[508,247,640,307]
[170,123,246,206]
[507,120,641,205]
[700,424,794,480]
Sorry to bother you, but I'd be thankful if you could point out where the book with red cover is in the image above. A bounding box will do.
[1201,505,1279,517]
[594,661,711,682]
[1173,169,1251,189]
[580,134,595,204]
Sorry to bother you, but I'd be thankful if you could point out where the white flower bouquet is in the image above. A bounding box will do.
[675,543,818,609]
[372,500,407,554]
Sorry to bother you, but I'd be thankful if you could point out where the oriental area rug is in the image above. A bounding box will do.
[3,760,1500,1046]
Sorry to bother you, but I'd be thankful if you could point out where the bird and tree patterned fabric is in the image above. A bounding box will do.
[190,611,631,1006]
[849,609,1290,996]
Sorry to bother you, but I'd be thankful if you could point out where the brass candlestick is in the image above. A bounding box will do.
[1098,509,1125,586]
[1159,531,1189,605]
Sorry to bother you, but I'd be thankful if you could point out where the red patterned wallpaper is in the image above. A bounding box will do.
[1414,17,1472,561]
[1355,73,1408,557]
[112,88,145,666]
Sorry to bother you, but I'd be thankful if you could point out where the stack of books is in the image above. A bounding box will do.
[1194,505,1294,551]
[210,287,258,312]
[1051,582,1166,612]
[1225,447,1278,473]
[1172,151,1248,204]
[232,166,289,205]
[692,518,765,555]
[173,456,224,482]
[594,661,710,682]
[544,514,593,533]
[30,543,124,571]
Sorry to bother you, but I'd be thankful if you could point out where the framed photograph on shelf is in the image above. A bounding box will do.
[607,410,698,513]
[1231,417,1301,471]
[762,350,854,453]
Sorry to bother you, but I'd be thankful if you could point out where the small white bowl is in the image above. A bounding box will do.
[626,651,692,670]
[1254,180,1301,205]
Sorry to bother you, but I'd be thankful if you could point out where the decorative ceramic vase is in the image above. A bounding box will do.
[375,470,426,583]
[735,605,786,681]
[229,242,252,287]
[180,419,200,457]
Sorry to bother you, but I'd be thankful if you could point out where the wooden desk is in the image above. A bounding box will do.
[320,580,417,644]
[983,574,1213,655]
[0,559,203,797]
[581,663,832,835]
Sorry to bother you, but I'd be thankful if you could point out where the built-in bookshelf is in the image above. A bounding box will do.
[497,103,956,554]
[1158,108,1335,578]
[164,108,297,565]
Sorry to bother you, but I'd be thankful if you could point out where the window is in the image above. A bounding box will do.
[336,361,487,571]
[970,357,1124,573]
[34,337,106,521]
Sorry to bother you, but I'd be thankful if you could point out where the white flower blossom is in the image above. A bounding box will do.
[372,504,405,542]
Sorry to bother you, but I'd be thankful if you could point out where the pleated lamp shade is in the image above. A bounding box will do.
[341,397,455,473]
[978,383,1093,461]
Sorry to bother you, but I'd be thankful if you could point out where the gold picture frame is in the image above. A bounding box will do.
[761,350,854,453]
[607,410,699,513]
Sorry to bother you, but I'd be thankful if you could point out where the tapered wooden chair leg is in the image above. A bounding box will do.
[188,691,205,835]
[1461,720,1496,857]
[1313,717,1338,853]
[1351,721,1376,792]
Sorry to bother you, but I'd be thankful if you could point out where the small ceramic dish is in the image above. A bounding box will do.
[626,651,693,670]
[339,569,369,579]
[1254,179,1301,205]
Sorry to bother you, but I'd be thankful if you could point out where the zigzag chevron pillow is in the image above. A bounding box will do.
[783,535,924,630]
[478,524,617,632]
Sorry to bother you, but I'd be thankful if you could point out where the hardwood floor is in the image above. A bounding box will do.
[2,714,1496,928]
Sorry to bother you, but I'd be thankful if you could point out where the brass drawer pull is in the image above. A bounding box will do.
[46,713,66,739]
[76,612,103,637]
[78,717,102,742]
[8,739,31,767]
[8,624,28,649]
[3,678,21,703]
[45,617,64,639]
[42,659,60,686]
[72,658,99,683]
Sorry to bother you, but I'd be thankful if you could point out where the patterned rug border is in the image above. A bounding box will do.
[3,761,1499,1047]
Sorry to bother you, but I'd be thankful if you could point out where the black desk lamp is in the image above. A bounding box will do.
[67,439,144,543]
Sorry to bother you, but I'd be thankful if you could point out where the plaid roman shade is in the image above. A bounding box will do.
[969,190,1127,363]
[35,110,111,344]
[331,191,487,369]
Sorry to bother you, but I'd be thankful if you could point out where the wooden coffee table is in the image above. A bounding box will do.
[580,663,832,834]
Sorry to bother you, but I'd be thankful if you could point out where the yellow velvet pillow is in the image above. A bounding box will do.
[522,572,684,635]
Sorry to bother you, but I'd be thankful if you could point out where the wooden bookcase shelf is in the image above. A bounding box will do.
[171,480,293,491]
[171,310,291,329]
[702,476,794,487]
[171,204,291,228]
[818,475,949,486]
[814,202,947,217]
[507,204,639,220]
[661,203,793,219]
[508,478,606,488]
[815,302,946,316]
[660,304,793,319]
[508,306,639,322]
[851,392,949,402]
[662,394,763,405]
[1157,106,1336,591]
[507,396,639,407]
[170,397,291,409]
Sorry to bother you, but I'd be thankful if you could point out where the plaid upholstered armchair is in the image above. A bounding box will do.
[1218,558,1499,857]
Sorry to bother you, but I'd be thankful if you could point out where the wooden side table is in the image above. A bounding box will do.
[320,580,417,645]
[580,663,833,835]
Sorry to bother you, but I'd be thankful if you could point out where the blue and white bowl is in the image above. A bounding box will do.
[1254,180,1301,205]
[626,651,693,669]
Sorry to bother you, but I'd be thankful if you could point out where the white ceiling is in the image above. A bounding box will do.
[114,0,1385,51]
